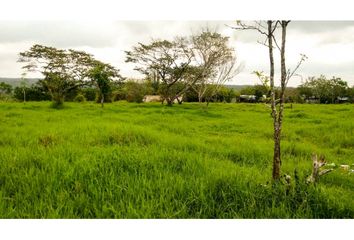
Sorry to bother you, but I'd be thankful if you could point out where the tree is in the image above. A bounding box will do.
[87,61,122,108]
[126,38,194,106]
[299,75,349,103]
[18,44,96,107]
[0,82,12,95]
[0,82,13,101]
[233,21,307,180]
[190,30,240,106]
[14,81,51,101]
[19,72,29,103]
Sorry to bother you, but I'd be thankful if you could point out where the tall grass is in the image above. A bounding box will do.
[0,101,353,218]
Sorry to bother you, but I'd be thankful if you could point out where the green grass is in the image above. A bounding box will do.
[0,101,353,218]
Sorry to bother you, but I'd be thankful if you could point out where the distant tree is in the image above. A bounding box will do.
[81,87,97,101]
[214,86,236,103]
[284,87,300,103]
[240,86,255,95]
[0,82,12,95]
[13,81,51,101]
[19,72,29,103]
[126,38,195,106]
[190,30,240,106]
[348,86,354,103]
[124,80,149,103]
[87,61,123,108]
[0,82,13,101]
[299,75,349,103]
[19,44,96,107]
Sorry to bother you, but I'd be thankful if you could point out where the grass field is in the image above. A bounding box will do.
[0,101,353,218]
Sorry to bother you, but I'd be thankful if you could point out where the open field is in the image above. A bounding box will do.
[0,101,353,218]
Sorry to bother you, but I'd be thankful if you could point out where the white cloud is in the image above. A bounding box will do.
[1,21,354,86]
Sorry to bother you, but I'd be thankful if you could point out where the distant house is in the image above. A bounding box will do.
[143,95,183,104]
[143,95,161,103]
[239,95,256,103]
[336,97,349,103]
[305,96,320,104]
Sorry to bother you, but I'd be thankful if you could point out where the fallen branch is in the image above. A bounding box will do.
[307,154,333,184]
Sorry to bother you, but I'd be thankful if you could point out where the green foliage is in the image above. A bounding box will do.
[0,82,13,101]
[81,87,96,101]
[73,94,86,103]
[18,44,122,107]
[214,86,236,103]
[124,80,148,103]
[13,82,51,101]
[0,82,13,94]
[0,102,353,218]
[126,38,194,105]
[299,75,350,103]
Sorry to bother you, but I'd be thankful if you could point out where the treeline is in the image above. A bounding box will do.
[0,27,353,105]
[0,79,237,104]
[238,75,354,104]
[6,29,238,108]
[1,74,353,104]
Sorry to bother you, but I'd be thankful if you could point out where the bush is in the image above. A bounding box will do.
[74,94,86,103]
[81,87,97,101]
[125,81,146,103]
[13,84,51,102]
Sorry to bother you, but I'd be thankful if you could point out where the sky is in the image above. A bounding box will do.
[1,20,354,87]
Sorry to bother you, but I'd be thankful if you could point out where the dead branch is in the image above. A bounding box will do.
[307,154,334,184]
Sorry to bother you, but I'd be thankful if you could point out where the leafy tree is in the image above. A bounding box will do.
[87,62,122,107]
[126,38,194,106]
[13,81,51,101]
[123,80,150,103]
[214,86,236,103]
[0,82,13,101]
[240,86,255,95]
[19,44,96,107]
[299,75,349,103]
[0,82,12,95]
[81,87,97,101]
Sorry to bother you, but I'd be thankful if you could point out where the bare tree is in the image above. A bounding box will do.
[190,30,240,106]
[232,21,307,180]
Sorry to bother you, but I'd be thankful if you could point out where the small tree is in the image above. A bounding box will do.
[0,82,13,101]
[19,72,29,103]
[233,21,307,180]
[190,30,240,106]
[88,62,122,108]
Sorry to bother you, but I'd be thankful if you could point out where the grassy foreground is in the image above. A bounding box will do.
[0,101,353,218]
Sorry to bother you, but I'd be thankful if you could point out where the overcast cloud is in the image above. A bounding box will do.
[1,20,354,86]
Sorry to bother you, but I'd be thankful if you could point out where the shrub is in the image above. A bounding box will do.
[125,81,145,103]
[74,94,86,103]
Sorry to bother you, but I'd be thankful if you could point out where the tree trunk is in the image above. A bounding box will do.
[267,21,281,180]
[166,98,173,106]
[52,96,64,107]
[198,92,203,103]
[23,89,26,104]
[272,125,281,179]
[101,94,104,108]
[177,97,183,104]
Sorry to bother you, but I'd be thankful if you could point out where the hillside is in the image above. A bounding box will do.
[0,78,40,87]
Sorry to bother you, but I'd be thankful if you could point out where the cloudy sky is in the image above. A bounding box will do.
[1,20,354,86]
